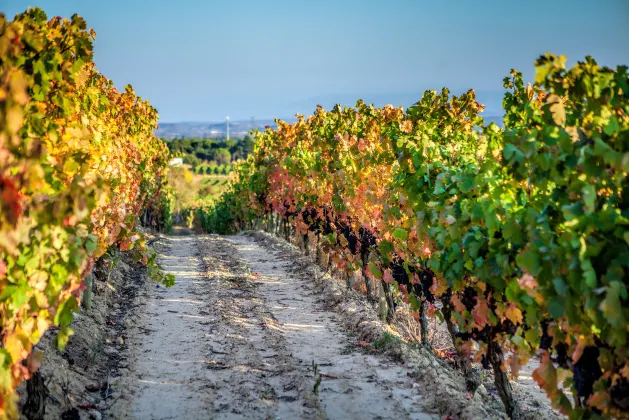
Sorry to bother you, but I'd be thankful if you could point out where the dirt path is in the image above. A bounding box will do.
[109,234,214,418]
[109,233,439,419]
[226,235,435,420]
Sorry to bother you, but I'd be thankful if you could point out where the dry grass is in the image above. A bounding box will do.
[168,166,233,212]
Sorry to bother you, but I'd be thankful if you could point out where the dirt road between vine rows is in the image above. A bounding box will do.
[108,232,493,419]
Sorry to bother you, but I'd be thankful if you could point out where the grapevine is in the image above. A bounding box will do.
[0,9,173,418]
[200,56,629,418]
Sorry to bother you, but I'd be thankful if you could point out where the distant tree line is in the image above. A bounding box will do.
[166,136,255,169]
[194,162,232,175]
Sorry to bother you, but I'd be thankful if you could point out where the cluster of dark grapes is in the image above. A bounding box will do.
[387,258,435,304]
[299,206,364,255]
[300,206,333,236]
[539,320,604,403]
[291,206,440,314]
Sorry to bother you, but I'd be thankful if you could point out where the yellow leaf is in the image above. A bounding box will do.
[3,331,30,365]
[5,107,23,134]
[505,304,523,325]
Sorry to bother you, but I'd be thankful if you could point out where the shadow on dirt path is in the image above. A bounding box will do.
[226,234,436,420]
[109,233,440,419]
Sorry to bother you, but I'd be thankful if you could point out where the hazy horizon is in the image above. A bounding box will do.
[154,89,506,124]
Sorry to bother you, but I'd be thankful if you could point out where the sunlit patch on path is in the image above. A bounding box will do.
[109,233,436,419]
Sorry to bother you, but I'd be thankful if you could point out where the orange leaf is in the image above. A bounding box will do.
[587,390,611,412]
[119,238,131,251]
[508,353,522,379]
[472,296,490,328]
[451,294,467,313]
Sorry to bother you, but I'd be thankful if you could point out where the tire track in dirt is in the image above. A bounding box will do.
[109,234,216,419]
[110,233,437,419]
[110,234,320,419]
[196,235,319,419]
[227,234,436,420]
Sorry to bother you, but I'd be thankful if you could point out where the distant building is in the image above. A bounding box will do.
[169,157,183,166]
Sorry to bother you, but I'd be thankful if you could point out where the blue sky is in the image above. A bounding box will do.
[2,0,628,122]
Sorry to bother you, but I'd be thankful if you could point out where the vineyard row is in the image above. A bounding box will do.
[198,56,629,418]
[0,9,173,418]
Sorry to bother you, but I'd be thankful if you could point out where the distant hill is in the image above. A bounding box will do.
[155,119,279,140]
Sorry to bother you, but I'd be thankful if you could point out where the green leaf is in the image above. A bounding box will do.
[393,228,408,241]
[603,115,619,136]
[503,143,523,163]
[547,296,565,318]
[534,58,554,85]
[581,184,596,214]
[332,195,345,211]
[594,138,622,168]
[407,294,421,312]
[552,278,569,296]
[377,240,394,258]
[600,282,624,329]
[54,296,78,327]
[502,220,523,244]
[85,235,97,254]
[516,248,542,277]
[10,284,30,308]
[0,349,12,370]
[54,327,74,351]
[581,259,597,288]
[368,262,383,279]
[0,285,18,302]
[485,212,500,236]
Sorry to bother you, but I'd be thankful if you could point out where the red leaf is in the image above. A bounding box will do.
[0,175,24,224]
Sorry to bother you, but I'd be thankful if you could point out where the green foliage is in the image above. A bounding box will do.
[372,332,400,350]
[202,56,629,418]
[144,184,175,232]
[196,196,237,234]
[166,137,254,168]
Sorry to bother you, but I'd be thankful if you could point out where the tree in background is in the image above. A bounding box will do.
[164,136,256,167]
[214,148,231,165]
[183,154,200,166]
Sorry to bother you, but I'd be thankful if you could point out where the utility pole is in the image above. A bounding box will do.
[226,115,230,140]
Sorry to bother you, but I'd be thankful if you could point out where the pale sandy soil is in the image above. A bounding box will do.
[109,234,440,419]
[103,231,559,420]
